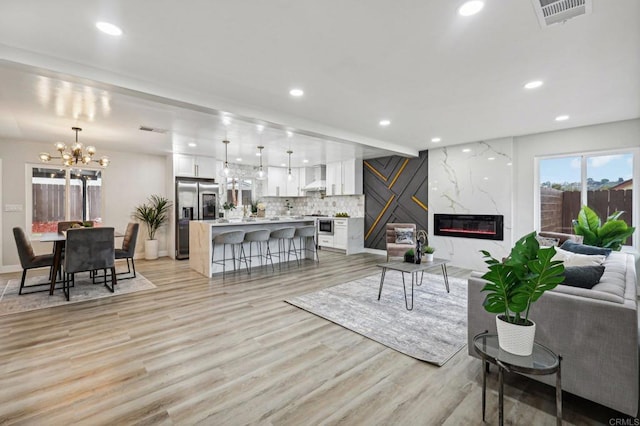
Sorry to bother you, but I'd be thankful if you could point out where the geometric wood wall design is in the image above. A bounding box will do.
[364,150,428,250]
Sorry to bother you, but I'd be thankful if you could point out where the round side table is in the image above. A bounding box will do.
[473,332,562,426]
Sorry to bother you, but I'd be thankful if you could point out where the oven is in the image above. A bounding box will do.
[317,218,334,235]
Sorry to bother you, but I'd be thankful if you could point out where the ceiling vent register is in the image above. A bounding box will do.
[139,125,168,134]
[531,0,591,27]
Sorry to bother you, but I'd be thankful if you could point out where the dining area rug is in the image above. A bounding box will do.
[285,272,468,366]
[0,272,156,316]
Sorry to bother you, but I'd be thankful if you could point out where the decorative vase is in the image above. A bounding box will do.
[145,239,159,260]
[424,253,434,262]
[495,315,536,356]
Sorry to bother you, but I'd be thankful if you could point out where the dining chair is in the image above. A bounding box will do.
[62,227,116,301]
[115,222,139,279]
[13,227,56,294]
[57,221,84,232]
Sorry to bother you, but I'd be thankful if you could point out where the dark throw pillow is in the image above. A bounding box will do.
[560,240,612,257]
[562,265,605,289]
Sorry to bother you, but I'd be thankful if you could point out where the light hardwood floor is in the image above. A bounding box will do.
[0,251,630,425]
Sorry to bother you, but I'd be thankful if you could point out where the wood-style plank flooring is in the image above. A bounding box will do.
[0,251,630,425]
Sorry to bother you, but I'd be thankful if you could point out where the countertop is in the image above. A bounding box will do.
[195,217,316,227]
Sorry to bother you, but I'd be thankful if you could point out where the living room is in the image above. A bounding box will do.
[0,1,639,424]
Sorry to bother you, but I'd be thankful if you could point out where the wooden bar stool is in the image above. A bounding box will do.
[294,226,319,263]
[269,227,299,270]
[212,230,249,277]
[243,229,274,273]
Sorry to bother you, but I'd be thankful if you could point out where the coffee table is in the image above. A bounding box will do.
[376,258,450,310]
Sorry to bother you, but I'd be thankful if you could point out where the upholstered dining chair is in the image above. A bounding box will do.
[62,227,116,301]
[385,223,417,261]
[115,222,139,280]
[13,227,56,294]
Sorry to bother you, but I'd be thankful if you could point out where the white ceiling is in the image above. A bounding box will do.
[0,1,638,168]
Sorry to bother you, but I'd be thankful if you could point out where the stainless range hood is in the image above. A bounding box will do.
[302,165,326,192]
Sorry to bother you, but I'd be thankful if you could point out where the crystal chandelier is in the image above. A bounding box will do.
[39,127,110,167]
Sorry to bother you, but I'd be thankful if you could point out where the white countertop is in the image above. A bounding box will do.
[195,218,316,227]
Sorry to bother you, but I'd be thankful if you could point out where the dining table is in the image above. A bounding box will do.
[40,229,123,296]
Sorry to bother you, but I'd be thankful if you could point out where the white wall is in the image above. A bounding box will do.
[428,138,514,270]
[0,138,169,270]
[513,118,640,242]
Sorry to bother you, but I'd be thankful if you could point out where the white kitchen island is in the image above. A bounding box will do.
[189,218,317,277]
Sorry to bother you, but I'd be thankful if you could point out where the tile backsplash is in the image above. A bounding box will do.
[260,192,365,217]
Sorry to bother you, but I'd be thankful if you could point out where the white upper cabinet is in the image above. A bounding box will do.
[267,167,303,196]
[326,159,363,195]
[175,154,217,178]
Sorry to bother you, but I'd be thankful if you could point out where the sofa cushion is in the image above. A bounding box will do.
[562,265,605,289]
[394,228,414,245]
[553,247,605,266]
[560,240,612,257]
[536,235,560,247]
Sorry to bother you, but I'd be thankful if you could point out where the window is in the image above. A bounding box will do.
[225,177,252,207]
[30,166,103,235]
[538,151,636,246]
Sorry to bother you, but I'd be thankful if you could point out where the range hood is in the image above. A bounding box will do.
[302,165,326,192]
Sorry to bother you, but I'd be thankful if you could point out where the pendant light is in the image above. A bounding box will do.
[222,139,230,175]
[256,145,265,180]
[39,127,109,167]
[287,150,293,181]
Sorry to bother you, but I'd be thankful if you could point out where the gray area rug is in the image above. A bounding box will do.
[286,272,468,366]
[0,272,156,316]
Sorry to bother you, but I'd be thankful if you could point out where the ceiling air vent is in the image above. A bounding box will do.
[531,0,592,27]
[139,125,168,134]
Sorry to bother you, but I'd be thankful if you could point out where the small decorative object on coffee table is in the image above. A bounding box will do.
[377,258,450,310]
[473,332,562,426]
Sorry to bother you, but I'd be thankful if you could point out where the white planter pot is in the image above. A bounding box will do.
[495,315,536,356]
[424,253,434,262]
[144,239,159,260]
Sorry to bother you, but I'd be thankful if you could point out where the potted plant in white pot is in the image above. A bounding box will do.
[480,231,565,356]
[423,246,435,262]
[133,195,171,260]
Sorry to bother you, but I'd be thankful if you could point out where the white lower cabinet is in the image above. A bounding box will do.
[333,219,348,249]
[317,218,364,255]
[318,235,334,247]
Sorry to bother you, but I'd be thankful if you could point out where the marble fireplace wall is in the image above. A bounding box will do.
[428,137,514,271]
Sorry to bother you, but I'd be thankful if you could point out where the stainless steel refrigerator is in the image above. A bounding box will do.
[175,177,219,259]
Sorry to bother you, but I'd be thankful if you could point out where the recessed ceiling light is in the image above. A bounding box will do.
[507,162,512,166]
[96,22,123,36]
[483,177,489,180]
[286,131,293,137]
[431,137,441,143]
[281,163,286,167]
[303,159,309,163]
[462,148,471,153]
[256,152,262,156]
[488,157,495,160]
[458,1,484,16]
[524,80,544,89]
[555,115,570,121]
[256,124,264,132]
[289,88,304,97]
[379,119,391,127]
[222,117,231,126]
[236,158,242,162]
[188,142,197,148]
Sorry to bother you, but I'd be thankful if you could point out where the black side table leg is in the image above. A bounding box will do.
[556,356,563,426]
[482,360,487,421]
[377,268,387,300]
[499,366,504,426]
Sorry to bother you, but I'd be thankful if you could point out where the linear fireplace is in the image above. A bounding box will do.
[434,214,504,241]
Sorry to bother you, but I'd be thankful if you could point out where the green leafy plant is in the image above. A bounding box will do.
[423,246,435,254]
[573,205,635,251]
[133,195,172,240]
[222,201,235,210]
[403,248,415,263]
[480,231,565,325]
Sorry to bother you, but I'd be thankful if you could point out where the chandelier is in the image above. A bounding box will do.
[39,127,110,167]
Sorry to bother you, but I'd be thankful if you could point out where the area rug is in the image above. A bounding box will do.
[0,272,156,316]
[286,272,468,366]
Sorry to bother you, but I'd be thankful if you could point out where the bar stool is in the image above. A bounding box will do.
[212,230,249,277]
[294,226,319,263]
[269,227,299,269]
[243,229,274,273]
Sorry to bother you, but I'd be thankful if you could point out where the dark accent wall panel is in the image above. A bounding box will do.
[364,150,428,250]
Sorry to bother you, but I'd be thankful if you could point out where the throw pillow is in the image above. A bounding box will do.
[561,265,605,289]
[552,246,606,267]
[536,235,560,247]
[394,227,414,245]
[560,240,612,257]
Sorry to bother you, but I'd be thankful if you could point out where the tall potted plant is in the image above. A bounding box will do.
[480,231,565,355]
[133,195,172,260]
[573,205,635,251]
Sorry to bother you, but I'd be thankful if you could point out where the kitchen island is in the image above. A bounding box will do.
[189,218,317,277]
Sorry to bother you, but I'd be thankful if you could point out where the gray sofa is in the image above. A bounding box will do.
[467,250,639,416]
